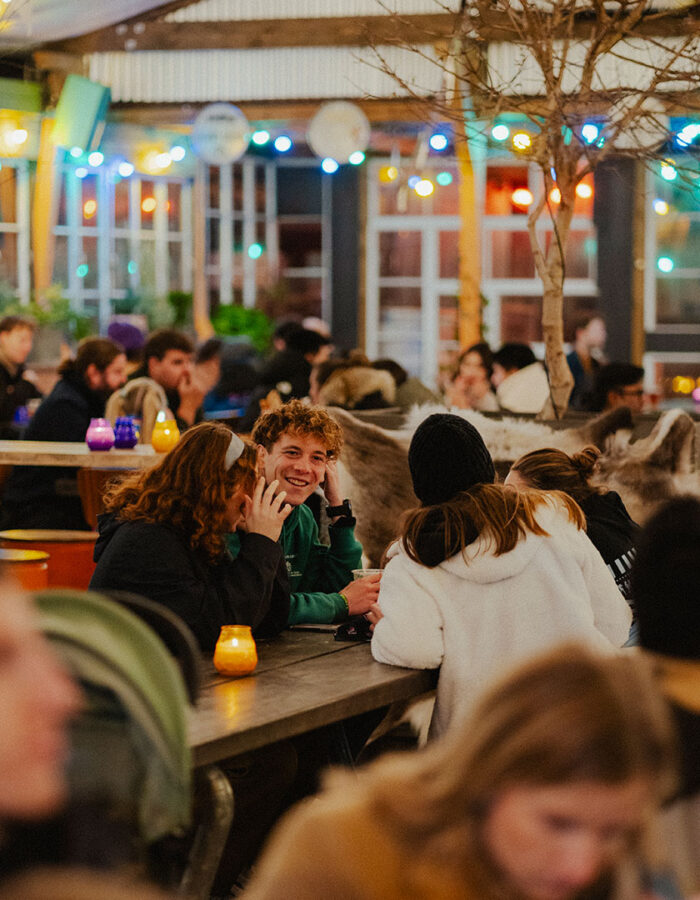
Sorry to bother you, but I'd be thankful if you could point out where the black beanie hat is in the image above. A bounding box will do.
[408,413,495,506]
[631,495,700,660]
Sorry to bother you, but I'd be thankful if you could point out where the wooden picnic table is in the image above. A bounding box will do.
[190,629,437,767]
[0,440,163,469]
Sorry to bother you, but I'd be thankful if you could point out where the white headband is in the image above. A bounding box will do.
[225,433,245,470]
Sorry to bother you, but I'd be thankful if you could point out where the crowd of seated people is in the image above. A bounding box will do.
[0,311,697,899]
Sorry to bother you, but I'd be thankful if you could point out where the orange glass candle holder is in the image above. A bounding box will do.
[151,417,180,452]
[213,625,258,677]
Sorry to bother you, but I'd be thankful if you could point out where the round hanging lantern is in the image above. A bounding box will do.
[307,101,370,165]
[191,103,250,166]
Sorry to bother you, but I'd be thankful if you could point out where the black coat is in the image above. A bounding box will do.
[579,491,639,602]
[0,361,42,437]
[90,514,290,650]
[0,371,106,530]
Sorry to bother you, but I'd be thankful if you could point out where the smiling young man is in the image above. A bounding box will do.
[231,399,380,625]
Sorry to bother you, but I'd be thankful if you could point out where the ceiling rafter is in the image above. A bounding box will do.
[48,13,457,54]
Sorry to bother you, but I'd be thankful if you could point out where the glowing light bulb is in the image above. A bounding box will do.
[429,133,448,151]
[247,243,263,259]
[118,161,134,177]
[512,132,532,151]
[407,175,420,189]
[274,135,292,153]
[9,128,28,146]
[653,199,669,215]
[75,167,88,179]
[70,146,83,158]
[415,178,434,197]
[321,158,339,174]
[169,145,186,161]
[657,256,674,272]
[83,199,97,218]
[491,124,510,141]
[436,171,453,186]
[512,188,533,207]
[549,188,561,203]
[660,162,677,181]
[141,197,157,213]
[581,123,600,144]
[155,152,172,169]
[348,151,365,165]
[575,182,593,199]
[76,263,89,278]
[88,151,104,167]
[252,130,270,146]
[378,165,398,183]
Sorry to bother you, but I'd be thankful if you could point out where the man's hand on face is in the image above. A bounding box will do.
[322,458,343,507]
[176,369,205,425]
[339,572,382,616]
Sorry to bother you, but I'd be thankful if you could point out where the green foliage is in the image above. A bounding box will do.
[167,291,193,328]
[212,304,273,354]
[0,286,95,341]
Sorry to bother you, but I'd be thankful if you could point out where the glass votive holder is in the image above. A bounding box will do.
[85,417,115,451]
[213,625,258,677]
[114,416,139,449]
[151,416,180,452]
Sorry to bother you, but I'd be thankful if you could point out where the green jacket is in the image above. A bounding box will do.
[227,504,363,625]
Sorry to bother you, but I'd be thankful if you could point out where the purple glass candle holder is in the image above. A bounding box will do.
[114,416,138,449]
[85,417,115,451]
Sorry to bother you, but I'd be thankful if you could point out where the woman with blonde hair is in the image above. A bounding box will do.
[243,645,677,900]
[506,446,638,603]
[90,421,292,649]
[369,414,632,739]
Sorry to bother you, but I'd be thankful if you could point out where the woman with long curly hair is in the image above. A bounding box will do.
[89,421,292,649]
[244,645,677,900]
[369,414,632,739]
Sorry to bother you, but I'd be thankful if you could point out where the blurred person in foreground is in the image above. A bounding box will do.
[632,495,700,895]
[243,645,677,900]
[0,337,127,530]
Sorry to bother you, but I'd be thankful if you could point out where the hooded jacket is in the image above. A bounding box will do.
[90,513,290,650]
[372,498,631,739]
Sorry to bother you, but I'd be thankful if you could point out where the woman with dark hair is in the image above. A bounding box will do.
[369,414,631,739]
[244,645,676,900]
[90,421,292,649]
[444,342,499,411]
[506,446,638,603]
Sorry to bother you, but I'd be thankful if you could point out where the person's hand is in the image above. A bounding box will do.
[243,477,292,542]
[365,602,383,632]
[177,370,206,425]
[322,458,342,507]
[340,572,381,616]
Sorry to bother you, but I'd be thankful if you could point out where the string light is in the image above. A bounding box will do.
[75,167,88,179]
[69,147,83,158]
[379,165,398,183]
[83,199,97,218]
[660,162,678,181]
[575,182,593,199]
[512,188,534,207]
[549,188,561,203]
[653,199,669,215]
[512,132,532,151]
[88,151,104,167]
[247,243,263,259]
[274,135,292,153]
[415,178,434,197]
[436,171,453,186]
[348,151,365,165]
[321,158,339,174]
[491,124,509,141]
[118,161,134,177]
[581,123,600,144]
[141,197,157,213]
[657,256,674,272]
[429,133,448,152]
[169,145,186,161]
[252,130,270,146]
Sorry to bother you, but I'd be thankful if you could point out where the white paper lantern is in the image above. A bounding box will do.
[307,101,370,165]
[191,103,250,166]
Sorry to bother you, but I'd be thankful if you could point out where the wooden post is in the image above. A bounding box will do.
[32,118,61,303]
[192,162,215,339]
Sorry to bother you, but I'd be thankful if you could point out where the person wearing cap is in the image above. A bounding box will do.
[369,412,632,740]
[631,496,700,895]
[89,421,291,650]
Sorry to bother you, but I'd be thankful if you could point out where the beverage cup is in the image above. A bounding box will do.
[352,568,382,580]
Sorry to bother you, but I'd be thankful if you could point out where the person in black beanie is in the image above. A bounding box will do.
[631,495,700,895]
[369,412,631,740]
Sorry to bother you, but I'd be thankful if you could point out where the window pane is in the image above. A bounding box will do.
[80,237,98,290]
[485,165,529,215]
[112,238,130,291]
[208,166,219,210]
[279,222,322,269]
[277,167,322,215]
[140,180,155,230]
[490,231,535,278]
[378,289,422,375]
[114,179,130,229]
[168,241,182,291]
[650,359,700,407]
[545,230,596,279]
[57,176,68,226]
[439,231,459,278]
[501,295,598,343]
[167,183,181,230]
[0,167,17,223]
[0,233,18,287]
[379,231,421,278]
[656,279,700,325]
[140,241,156,295]
[657,217,700,270]
[53,235,68,289]
[280,276,322,319]
[439,293,459,347]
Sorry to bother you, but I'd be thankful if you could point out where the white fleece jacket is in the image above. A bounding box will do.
[371,499,632,739]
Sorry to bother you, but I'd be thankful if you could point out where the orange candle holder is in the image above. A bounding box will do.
[151,417,180,452]
[213,625,258,677]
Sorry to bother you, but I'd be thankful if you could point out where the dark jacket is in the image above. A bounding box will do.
[0,371,106,530]
[89,513,290,650]
[0,360,42,437]
[579,491,638,602]
[128,364,204,435]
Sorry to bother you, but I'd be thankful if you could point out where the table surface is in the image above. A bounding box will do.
[0,440,163,468]
[189,630,437,767]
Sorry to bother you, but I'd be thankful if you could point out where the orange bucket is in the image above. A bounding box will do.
[0,530,98,589]
[0,548,49,590]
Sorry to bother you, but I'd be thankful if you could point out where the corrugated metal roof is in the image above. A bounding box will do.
[487,36,700,95]
[165,0,461,21]
[88,44,443,103]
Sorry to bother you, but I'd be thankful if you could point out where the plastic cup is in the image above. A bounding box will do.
[352,568,382,580]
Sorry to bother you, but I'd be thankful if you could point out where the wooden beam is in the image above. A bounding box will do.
[49,13,457,54]
[109,97,433,128]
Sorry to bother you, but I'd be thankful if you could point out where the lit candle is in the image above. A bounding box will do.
[213,625,258,677]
